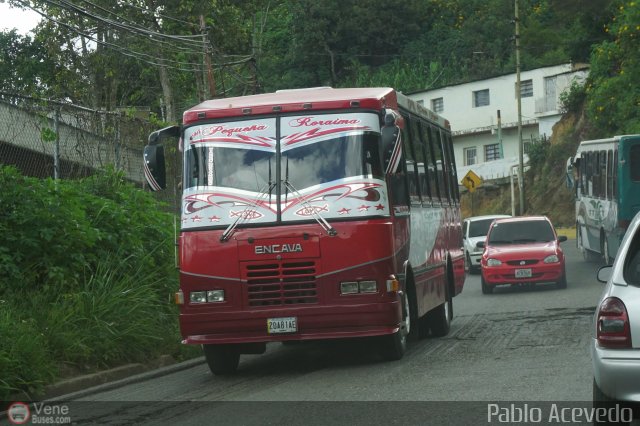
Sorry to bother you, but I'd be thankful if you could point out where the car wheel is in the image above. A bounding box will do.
[203,344,240,375]
[481,276,493,294]
[557,268,567,289]
[465,252,472,273]
[380,291,410,360]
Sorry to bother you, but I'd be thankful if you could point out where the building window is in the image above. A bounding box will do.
[464,147,477,166]
[484,143,500,161]
[431,97,444,113]
[517,79,533,98]
[473,89,490,107]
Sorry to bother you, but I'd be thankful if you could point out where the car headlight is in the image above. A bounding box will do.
[543,255,560,264]
[487,258,502,266]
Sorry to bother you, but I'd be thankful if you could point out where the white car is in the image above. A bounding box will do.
[592,210,640,414]
[463,214,511,274]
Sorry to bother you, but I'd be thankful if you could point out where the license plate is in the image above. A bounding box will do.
[267,317,297,334]
[515,268,532,278]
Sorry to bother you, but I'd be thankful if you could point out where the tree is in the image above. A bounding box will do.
[586,1,640,135]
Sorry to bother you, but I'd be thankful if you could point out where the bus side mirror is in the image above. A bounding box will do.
[144,144,166,191]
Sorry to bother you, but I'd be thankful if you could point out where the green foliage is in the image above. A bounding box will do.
[559,80,587,113]
[585,1,640,136]
[0,165,180,399]
[0,308,56,400]
[38,253,177,366]
[527,138,550,169]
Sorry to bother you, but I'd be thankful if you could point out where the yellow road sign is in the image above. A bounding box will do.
[462,170,482,192]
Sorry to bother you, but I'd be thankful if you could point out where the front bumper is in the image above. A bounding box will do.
[180,301,402,345]
[468,252,483,270]
[481,263,564,286]
[592,339,640,402]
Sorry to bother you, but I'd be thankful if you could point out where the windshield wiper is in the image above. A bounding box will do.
[221,156,274,242]
[220,181,275,242]
[283,179,337,237]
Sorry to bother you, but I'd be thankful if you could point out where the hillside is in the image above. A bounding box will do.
[460,108,588,228]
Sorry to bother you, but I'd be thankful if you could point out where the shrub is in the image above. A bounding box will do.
[0,308,56,400]
[0,165,181,398]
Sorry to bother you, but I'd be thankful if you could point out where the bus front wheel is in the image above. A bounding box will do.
[203,344,240,375]
[380,292,410,361]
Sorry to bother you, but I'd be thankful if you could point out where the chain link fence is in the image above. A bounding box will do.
[0,92,182,211]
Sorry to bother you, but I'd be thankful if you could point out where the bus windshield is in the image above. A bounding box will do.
[186,146,274,192]
[181,112,387,228]
[281,132,383,191]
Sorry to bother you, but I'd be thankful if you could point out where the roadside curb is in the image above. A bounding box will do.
[42,356,206,401]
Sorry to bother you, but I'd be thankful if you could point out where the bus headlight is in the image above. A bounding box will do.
[340,282,359,294]
[190,291,207,304]
[189,290,225,304]
[358,281,377,293]
[207,290,225,302]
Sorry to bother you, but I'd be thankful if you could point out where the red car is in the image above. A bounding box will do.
[478,216,568,294]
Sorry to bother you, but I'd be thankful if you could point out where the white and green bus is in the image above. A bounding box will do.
[567,134,640,263]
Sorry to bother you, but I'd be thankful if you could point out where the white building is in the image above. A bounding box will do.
[407,63,589,181]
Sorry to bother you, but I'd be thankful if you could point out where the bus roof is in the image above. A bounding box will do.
[182,87,449,129]
[183,87,397,124]
[575,134,640,155]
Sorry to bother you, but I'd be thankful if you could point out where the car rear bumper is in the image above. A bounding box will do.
[592,339,640,402]
[180,301,402,345]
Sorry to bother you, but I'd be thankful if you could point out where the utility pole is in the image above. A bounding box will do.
[200,15,216,98]
[515,0,525,215]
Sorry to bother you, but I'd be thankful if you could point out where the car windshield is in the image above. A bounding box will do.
[468,218,498,238]
[488,220,555,244]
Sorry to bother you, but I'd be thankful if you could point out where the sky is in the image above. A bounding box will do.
[0,2,42,34]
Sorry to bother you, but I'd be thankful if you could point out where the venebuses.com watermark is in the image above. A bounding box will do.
[488,403,633,424]
[7,402,72,425]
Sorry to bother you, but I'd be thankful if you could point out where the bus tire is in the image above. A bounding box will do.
[578,225,599,262]
[203,344,240,375]
[602,235,612,265]
[428,300,451,337]
[380,291,410,361]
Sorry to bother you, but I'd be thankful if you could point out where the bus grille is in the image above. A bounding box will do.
[244,261,317,307]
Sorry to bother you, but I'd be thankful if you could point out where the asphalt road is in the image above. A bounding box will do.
[51,241,610,425]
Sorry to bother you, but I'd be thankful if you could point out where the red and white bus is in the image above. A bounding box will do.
[144,87,465,374]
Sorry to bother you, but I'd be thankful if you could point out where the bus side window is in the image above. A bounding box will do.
[388,126,409,207]
[606,150,613,200]
[444,133,460,202]
[403,119,421,205]
[424,125,442,200]
[574,157,582,197]
[413,122,431,203]
[432,128,450,203]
